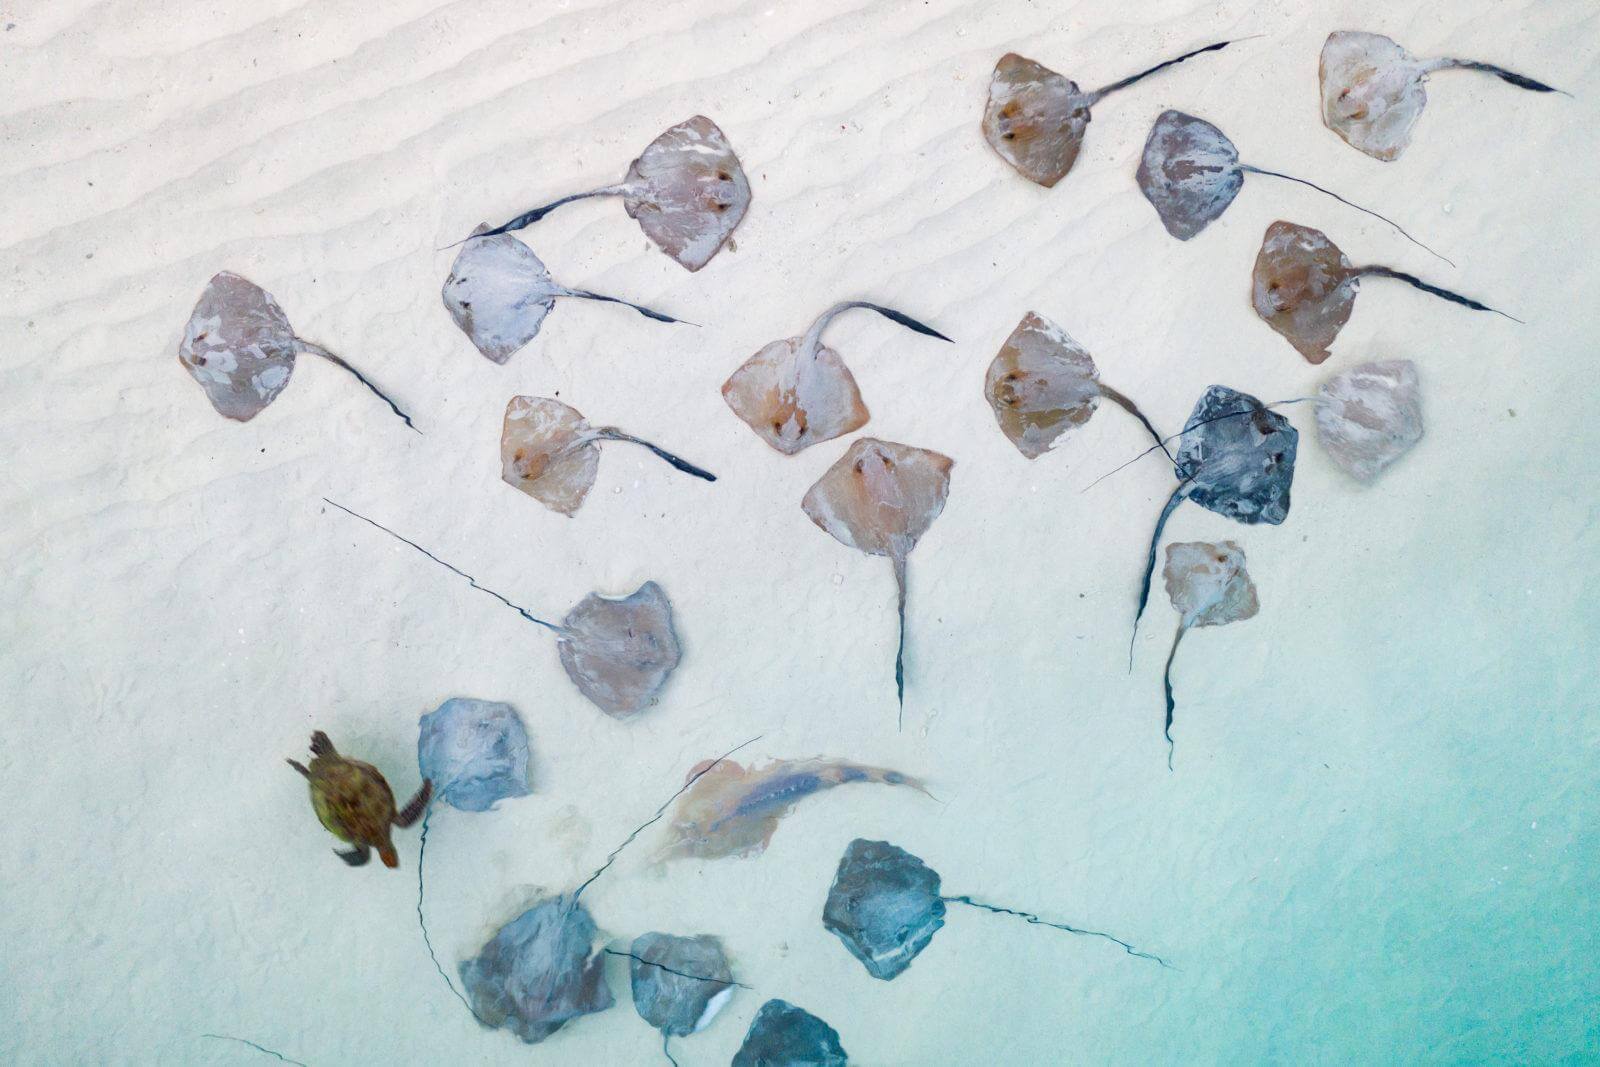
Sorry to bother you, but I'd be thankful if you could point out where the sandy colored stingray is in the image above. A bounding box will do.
[1252,220,1515,364]
[178,271,415,429]
[501,396,715,515]
[722,302,951,455]
[460,116,750,272]
[1315,359,1424,482]
[658,757,928,862]
[982,40,1237,187]
[1321,31,1563,161]
[1159,541,1259,767]
[287,731,431,868]
[803,438,953,719]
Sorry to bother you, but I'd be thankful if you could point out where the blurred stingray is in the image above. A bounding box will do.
[501,396,715,515]
[802,438,954,724]
[178,271,416,430]
[1321,30,1564,161]
[1159,541,1259,769]
[626,933,736,1065]
[442,227,688,364]
[823,838,1170,979]
[1315,359,1424,482]
[458,894,613,1045]
[722,302,952,455]
[324,500,680,717]
[455,116,750,272]
[982,39,1241,187]
[1252,220,1515,364]
[732,999,848,1067]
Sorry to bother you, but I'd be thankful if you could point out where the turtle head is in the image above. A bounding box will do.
[379,842,399,868]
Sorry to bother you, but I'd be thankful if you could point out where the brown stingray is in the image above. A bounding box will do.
[1159,541,1258,768]
[721,302,952,455]
[982,40,1239,187]
[178,271,415,430]
[1251,220,1516,364]
[802,438,953,722]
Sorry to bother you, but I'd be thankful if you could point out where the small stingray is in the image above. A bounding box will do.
[802,438,953,723]
[1136,111,1443,260]
[457,894,613,1045]
[1315,359,1424,482]
[982,39,1240,187]
[731,1000,848,1067]
[1252,220,1515,364]
[1159,541,1259,769]
[178,271,416,430]
[722,302,952,455]
[325,500,680,717]
[984,311,1169,460]
[417,697,532,813]
[823,839,1170,979]
[1321,31,1564,161]
[628,932,735,1063]
[442,227,687,364]
[658,757,929,862]
[502,395,715,515]
[458,116,750,272]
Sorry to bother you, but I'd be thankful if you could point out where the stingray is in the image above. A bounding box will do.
[1158,541,1259,769]
[731,999,848,1067]
[1321,31,1564,162]
[457,115,750,272]
[981,39,1240,187]
[501,395,715,515]
[177,271,416,430]
[1252,220,1516,364]
[722,302,952,455]
[984,311,1169,460]
[1314,359,1424,483]
[1136,110,1444,260]
[442,227,688,364]
[823,838,1170,980]
[457,894,613,1045]
[802,438,953,723]
[627,933,736,1065]
[324,499,680,717]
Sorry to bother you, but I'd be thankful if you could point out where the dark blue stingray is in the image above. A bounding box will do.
[731,999,848,1067]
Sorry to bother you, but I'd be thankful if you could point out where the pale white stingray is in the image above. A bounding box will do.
[1314,359,1424,483]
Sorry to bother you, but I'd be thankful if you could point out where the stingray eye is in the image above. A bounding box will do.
[853,460,866,474]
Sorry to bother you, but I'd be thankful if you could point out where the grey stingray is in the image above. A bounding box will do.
[722,302,952,455]
[627,932,735,1063]
[417,697,532,813]
[1136,110,1444,260]
[731,1000,848,1067]
[324,499,680,718]
[1159,541,1259,769]
[1252,220,1515,364]
[457,115,750,272]
[1321,30,1564,161]
[177,271,416,430]
[457,894,613,1045]
[823,838,1170,980]
[501,395,715,516]
[984,311,1169,460]
[1314,359,1424,482]
[802,438,954,724]
[442,227,687,364]
[982,39,1240,187]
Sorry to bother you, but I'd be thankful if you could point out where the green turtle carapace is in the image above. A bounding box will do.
[287,731,431,868]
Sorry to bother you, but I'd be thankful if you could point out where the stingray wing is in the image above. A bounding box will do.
[1320,31,1427,161]
[1136,110,1243,240]
[1251,220,1359,364]
[500,396,601,515]
[557,581,682,717]
[984,311,1102,458]
[177,272,299,421]
[442,228,557,363]
[981,54,1090,187]
[623,116,750,272]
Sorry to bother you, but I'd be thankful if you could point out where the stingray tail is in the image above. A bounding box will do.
[1241,167,1452,266]
[1444,59,1567,95]
[416,811,488,1024]
[892,554,909,729]
[1092,38,1245,101]
[557,286,693,326]
[295,340,419,433]
[943,895,1172,967]
[1098,384,1173,461]
[445,185,631,247]
[1131,484,1188,670]
[596,428,717,481]
[1163,625,1187,772]
[1360,267,1522,322]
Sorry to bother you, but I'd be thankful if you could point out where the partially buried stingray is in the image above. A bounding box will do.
[1252,220,1516,364]
[324,499,680,717]
[178,271,416,430]
[982,39,1240,187]
[1158,541,1259,769]
[722,302,952,455]
[802,438,954,724]
[1321,30,1564,162]
[501,396,715,516]
[1314,359,1424,483]
[456,116,750,272]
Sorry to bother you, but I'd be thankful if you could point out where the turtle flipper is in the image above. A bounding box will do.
[286,759,309,778]
[336,844,371,867]
[310,731,337,758]
[394,780,433,828]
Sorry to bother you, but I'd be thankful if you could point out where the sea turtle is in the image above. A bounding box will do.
[287,731,432,868]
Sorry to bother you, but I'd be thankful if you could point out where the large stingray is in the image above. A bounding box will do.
[457,894,613,1045]
[802,438,954,722]
[501,396,715,515]
[442,227,687,364]
[1252,220,1516,364]
[731,1000,848,1067]
[823,838,1169,980]
[1321,31,1564,161]
[722,302,952,455]
[457,116,750,272]
[981,39,1239,187]
[177,271,415,430]
[1314,359,1424,482]
[325,500,680,718]
[1158,541,1259,768]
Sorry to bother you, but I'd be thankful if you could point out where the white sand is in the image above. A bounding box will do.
[3,1,1596,1063]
